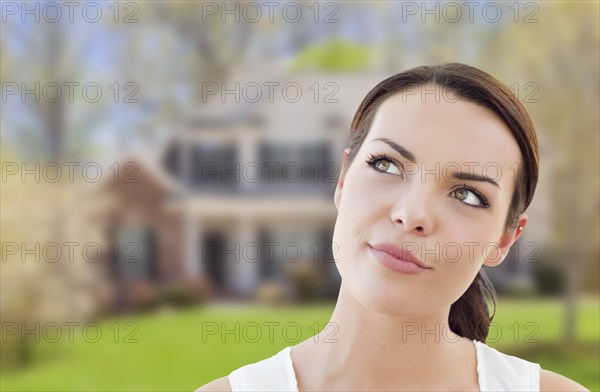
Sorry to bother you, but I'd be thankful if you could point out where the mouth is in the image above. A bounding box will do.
[367,242,432,274]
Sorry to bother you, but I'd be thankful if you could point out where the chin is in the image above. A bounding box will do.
[348,273,427,318]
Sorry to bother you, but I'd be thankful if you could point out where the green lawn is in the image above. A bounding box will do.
[1,296,598,392]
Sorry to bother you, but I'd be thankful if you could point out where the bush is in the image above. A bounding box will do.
[158,276,211,308]
[125,281,160,312]
[530,248,566,296]
[253,280,289,304]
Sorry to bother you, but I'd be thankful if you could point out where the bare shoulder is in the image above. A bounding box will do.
[540,368,589,391]
[194,376,232,392]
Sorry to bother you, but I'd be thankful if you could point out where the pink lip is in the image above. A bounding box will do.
[368,242,432,274]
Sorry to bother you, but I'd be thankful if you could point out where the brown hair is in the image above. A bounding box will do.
[345,63,540,343]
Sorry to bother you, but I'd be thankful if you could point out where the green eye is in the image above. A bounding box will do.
[375,160,390,172]
[366,153,403,176]
[451,185,490,210]
[455,189,468,201]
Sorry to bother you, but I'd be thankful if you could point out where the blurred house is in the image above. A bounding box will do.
[100,66,552,311]
[100,68,390,310]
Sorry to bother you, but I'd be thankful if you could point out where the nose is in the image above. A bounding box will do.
[389,181,434,236]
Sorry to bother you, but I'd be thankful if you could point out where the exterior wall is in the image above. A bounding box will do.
[102,164,187,311]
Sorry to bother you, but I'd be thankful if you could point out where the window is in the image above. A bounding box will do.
[190,144,239,191]
[259,142,331,190]
[114,225,157,282]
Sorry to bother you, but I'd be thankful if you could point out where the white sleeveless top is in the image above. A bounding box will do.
[225,340,541,391]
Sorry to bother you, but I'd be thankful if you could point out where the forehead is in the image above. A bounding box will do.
[367,86,522,188]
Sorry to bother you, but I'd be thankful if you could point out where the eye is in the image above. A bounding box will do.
[366,154,491,211]
[450,183,491,210]
[365,153,404,177]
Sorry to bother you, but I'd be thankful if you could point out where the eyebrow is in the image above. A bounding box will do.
[370,137,501,189]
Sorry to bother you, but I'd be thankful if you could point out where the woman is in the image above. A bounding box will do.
[197,63,588,391]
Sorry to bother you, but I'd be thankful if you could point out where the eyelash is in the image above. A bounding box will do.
[365,152,491,210]
[365,152,405,176]
[454,183,491,210]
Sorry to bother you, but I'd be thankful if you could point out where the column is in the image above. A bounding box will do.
[232,216,259,297]
[184,210,202,276]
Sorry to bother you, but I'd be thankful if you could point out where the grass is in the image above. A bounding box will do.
[1,296,598,392]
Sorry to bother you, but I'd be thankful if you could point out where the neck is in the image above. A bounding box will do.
[300,283,473,390]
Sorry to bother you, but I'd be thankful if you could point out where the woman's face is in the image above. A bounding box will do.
[333,84,526,317]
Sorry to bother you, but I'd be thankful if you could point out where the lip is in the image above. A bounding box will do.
[368,242,432,274]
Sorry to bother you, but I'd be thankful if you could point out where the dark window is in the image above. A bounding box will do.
[202,231,227,289]
[259,142,331,190]
[163,143,181,179]
[190,144,239,192]
[300,144,330,185]
[258,229,279,280]
[259,143,292,185]
[114,226,158,282]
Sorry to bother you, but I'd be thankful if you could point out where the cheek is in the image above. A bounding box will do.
[435,212,501,265]
[336,172,379,230]
[331,176,378,274]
